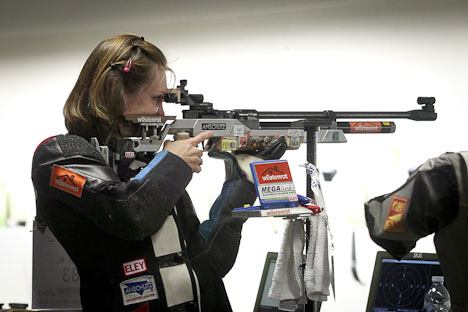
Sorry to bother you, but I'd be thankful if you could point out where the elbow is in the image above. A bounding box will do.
[119,208,168,241]
[97,197,173,241]
[96,177,177,241]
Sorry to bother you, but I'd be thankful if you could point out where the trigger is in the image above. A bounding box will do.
[204,138,216,151]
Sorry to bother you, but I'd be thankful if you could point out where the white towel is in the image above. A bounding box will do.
[304,213,331,301]
[268,219,306,304]
[302,162,332,301]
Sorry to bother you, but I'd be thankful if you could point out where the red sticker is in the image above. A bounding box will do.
[253,161,293,185]
[123,258,148,277]
[349,122,383,133]
[384,195,408,232]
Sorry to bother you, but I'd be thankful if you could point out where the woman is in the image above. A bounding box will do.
[31,34,286,311]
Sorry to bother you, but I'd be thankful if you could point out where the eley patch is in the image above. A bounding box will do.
[123,258,148,277]
[49,165,86,198]
[120,275,158,306]
[384,195,408,232]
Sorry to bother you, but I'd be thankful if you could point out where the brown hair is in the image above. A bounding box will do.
[63,34,169,144]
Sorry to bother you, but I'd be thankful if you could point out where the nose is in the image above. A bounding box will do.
[156,102,165,116]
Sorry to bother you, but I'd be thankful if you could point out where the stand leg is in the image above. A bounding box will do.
[305,126,320,312]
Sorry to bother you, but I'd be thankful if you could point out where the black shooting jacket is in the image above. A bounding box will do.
[31,134,256,312]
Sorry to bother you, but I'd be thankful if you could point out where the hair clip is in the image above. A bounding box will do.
[140,36,145,41]
[131,41,137,48]
[123,58,132,73]
[109,62,116,69]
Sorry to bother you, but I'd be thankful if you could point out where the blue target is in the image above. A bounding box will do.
[375,262,429,308]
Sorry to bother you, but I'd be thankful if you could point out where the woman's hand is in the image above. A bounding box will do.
[163,131,214,173]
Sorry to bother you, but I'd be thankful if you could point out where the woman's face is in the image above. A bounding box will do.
[123,67,167,116]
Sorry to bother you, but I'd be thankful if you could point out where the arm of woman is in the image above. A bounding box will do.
[32,134,192,241]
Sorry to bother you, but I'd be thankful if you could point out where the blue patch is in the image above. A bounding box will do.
[132,151,168,181]
[123,280,154,296]
[120,275,158,306]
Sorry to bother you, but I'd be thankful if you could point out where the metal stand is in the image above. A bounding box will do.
[303,122,328,312]
[222,96,436,312]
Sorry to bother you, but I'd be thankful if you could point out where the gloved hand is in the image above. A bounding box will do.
[208,136,288,183]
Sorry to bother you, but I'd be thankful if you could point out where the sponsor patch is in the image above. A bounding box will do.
[221,137,237,151]
[120,275,158,306]
[202,123,226,131]
[384,195,408,232]
[239,136,247,147]
[123,258,148,277]
[253,160,296,201]
[137,116,163,123]
[49,165,86,198]
[289,136,300,147]
[254,161,293,184]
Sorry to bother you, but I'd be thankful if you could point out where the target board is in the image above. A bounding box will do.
[367,252,444,312]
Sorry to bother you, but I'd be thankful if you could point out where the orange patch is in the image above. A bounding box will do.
[49,165,86,198]
[384,195,408,232]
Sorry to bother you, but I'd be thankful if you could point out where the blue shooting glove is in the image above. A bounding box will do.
[200,135,288,277]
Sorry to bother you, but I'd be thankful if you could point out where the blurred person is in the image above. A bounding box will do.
[365,151,468,311]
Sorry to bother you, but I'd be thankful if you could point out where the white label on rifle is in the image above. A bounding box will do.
[137,116,163,123]
[234,125,244,136]
[288,129,300,136]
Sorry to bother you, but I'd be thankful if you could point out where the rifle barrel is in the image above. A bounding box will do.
[257,110,436,121]
[258,111,411,119]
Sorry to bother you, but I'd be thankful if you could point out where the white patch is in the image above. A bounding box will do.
[160,264,194,307]
[151,215,182,257]
[120,275,158,306]
[234,125,244,136]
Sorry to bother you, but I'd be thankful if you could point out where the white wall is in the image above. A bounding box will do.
[1,0,467,310]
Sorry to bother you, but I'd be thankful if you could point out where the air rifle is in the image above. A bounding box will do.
[92,79,436,168]
[163,80,435,152]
